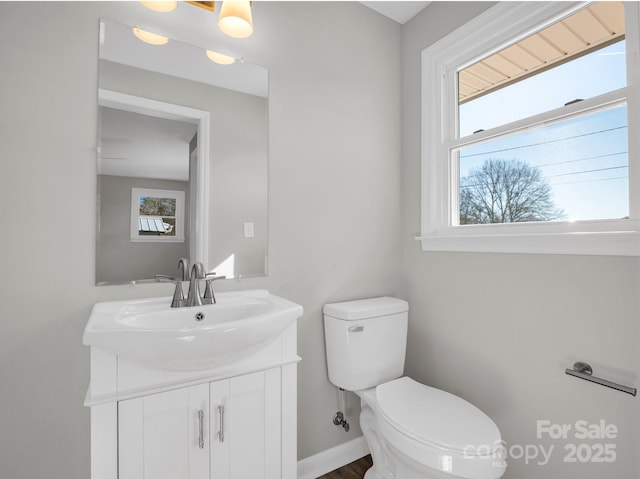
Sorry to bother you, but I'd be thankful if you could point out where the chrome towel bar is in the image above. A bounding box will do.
[565,362,636,397]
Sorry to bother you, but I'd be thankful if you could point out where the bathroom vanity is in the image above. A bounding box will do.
[84,290,302,479]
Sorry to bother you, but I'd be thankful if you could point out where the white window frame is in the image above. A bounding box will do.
[418,2,640,255]
[130,187,185,243]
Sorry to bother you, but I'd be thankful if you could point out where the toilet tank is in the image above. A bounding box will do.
[323,297,409,391]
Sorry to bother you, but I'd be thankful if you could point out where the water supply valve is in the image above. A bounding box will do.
[332,387,350,432]
[333,411,350,432]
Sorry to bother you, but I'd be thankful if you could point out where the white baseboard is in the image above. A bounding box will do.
[297,436,370,479]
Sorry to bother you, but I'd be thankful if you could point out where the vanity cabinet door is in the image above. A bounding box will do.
[210,368,282,479]
[118,383,210,479]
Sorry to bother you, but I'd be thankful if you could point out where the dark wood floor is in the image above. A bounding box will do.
[317,455,373,479]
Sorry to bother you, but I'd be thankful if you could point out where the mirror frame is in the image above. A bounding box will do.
[97,89,210,283]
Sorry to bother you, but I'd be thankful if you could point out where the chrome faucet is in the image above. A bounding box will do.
[158,260,226,308]
[185,262,205,307]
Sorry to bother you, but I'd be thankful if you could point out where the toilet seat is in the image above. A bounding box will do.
[375,377,505,479]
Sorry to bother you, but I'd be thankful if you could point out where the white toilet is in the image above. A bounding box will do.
[323,297,506,479]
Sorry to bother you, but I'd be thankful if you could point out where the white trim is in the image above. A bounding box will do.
[450,90,628,151]
[419,2,640,256]
[297,436,369,479]
[98,89,210,268]
[416,229,640,256]
[195,113,210,270]
[624,2,640,220]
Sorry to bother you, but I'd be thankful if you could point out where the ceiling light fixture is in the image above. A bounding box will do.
[132,26,170,45]
[218,1,254,39]
[140,1,178,13]
[205,50,236,65]
[139,1,255,40]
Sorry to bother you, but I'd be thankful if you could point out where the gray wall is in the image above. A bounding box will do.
[96,174,190,283]
[402,3,640,478]
[0,2,401,478]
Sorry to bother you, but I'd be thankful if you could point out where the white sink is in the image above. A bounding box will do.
[83,289,303,371]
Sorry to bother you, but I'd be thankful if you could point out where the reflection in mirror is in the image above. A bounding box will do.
[96,19,268,285]
[96,100,199,284]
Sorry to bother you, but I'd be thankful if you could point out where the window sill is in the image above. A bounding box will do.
[416,220,640,256]
[130,237,185,243]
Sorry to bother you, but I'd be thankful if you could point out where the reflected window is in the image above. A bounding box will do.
[130,187,185,242]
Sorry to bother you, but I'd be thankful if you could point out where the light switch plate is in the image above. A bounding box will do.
[243,222,255,238]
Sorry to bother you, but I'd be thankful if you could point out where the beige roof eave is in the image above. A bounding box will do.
[458,2,625,104]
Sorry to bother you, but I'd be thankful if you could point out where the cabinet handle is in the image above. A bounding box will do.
[197,410,205,449]
[218,405,225,443]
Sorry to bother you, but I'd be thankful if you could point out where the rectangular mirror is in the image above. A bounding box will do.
[96,19,268,284]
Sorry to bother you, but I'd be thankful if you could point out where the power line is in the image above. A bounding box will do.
[543,164,628,179]
[549,175,628,186]
[535,151,627,169]
[461,150,628,173]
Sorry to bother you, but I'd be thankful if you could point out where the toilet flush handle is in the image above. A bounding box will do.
[348,325,364,332]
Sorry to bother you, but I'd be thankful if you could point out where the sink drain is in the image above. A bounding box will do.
[195,312,205,321]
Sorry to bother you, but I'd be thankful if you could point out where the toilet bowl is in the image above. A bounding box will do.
[323,297,506,479]
[359,377,505,479]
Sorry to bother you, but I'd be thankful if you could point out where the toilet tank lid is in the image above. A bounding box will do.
[323,297,408,320]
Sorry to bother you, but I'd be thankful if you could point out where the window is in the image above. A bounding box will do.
[130,187,185,242]
[419,2,640,255]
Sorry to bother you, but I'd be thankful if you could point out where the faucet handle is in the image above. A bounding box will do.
[155,275,185,308]
[203,273,226,305]
[204,272,227,283]
[155,274,176,282]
